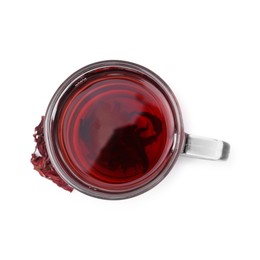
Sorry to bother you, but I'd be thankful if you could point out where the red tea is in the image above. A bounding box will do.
[53,67,176,193]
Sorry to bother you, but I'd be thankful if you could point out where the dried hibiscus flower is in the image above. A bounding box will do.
[31,116,73,192]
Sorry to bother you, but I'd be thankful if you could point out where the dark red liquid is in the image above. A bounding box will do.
[54,68,175,193]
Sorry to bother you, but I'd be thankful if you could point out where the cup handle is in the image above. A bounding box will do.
[181,134,230,160]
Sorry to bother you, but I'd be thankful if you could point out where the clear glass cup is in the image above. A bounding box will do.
[44,60,230,199]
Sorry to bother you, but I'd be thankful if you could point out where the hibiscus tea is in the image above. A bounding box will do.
[44,61,184,199]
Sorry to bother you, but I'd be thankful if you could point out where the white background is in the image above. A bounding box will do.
[0,0,260,259]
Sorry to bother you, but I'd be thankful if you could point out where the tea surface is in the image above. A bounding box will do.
[55,69,175,192]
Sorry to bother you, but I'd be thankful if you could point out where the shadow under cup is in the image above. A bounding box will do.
[44,61,185,199]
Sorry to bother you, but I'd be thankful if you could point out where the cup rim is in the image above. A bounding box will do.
[44,60,185,199]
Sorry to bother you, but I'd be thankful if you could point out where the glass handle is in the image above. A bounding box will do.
[182,134,230,160]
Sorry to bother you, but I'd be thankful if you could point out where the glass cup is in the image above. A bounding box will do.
[44,60,230,199]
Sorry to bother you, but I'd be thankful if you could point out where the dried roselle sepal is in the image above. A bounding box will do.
[31,116,73,192]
